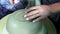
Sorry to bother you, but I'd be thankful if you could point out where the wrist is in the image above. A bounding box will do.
[46,5,54,15]
[40,5,53,16]
[49,2,60,14]
[43,5,53,16]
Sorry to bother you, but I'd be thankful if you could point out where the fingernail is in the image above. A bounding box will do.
[26,18,29,20]
[24,15,27,17]
[33,21,36,23]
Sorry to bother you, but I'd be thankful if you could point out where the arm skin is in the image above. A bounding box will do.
[49,2,60,13]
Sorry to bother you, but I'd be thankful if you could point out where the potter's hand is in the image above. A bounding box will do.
[24,5,52,22]
[9,0,19,5]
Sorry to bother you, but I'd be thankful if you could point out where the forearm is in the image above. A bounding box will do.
[49,2,60,13]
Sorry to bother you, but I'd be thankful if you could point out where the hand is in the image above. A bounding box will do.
[9,0,19,5]
[24,5,52,23]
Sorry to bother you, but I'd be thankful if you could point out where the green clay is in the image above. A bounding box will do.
[6,9,46,34]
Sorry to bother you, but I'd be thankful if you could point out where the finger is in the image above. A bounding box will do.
[25,6,38,14]
[24,10,40,17]
[25,13,40,20]
[9,0,14,5]
[26,9,36,14]
[32,17,43,23]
